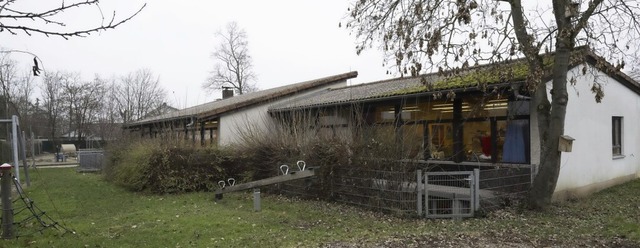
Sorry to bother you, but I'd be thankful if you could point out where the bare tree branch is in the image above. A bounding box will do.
[0,1,146,39]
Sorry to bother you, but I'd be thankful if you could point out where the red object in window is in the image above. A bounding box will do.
[481,136,491,156]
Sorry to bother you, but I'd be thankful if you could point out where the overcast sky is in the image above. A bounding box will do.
[1,1,392,108]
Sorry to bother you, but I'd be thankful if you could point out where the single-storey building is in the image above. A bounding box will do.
[269,48,640,200]
[123,71,358,145]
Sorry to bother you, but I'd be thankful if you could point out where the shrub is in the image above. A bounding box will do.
[104,139,156,191]
[104,139,235,194]
[104,112,418,196]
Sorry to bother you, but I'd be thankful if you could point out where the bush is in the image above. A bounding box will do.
[104,116,416,196]
[104,140,235,194]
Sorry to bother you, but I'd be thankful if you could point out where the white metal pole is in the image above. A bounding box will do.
[11,115,19,185]
[416,169,422,217]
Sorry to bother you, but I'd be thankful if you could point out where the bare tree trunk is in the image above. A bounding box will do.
[529,36,572,209]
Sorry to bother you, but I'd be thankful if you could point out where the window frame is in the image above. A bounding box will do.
[612,116,623,157]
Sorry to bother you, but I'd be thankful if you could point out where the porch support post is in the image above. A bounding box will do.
[452,98,464,163]
[490,117,498,163]
[183,120,188,140]
[423,122,430,159]
[394,104,403,144]
[200,121,206,146]
[191,121,196,144]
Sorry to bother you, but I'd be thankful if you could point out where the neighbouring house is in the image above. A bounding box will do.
[143,102,179,119]
[123,71,358,145]
[270,48,640,200]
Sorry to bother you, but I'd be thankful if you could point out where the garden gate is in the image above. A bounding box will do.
[417,169,478,219]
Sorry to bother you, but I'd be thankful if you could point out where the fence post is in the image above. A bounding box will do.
[11,116,20,185]
[424,172,429,217]
[1,163,14,239]
[18,130,30,187]
[474,168,480,211]
[253,188,261,212]
[416,169,422,217]
[530,164,538,186]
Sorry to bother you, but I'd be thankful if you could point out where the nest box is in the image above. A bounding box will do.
[558,135,575,152]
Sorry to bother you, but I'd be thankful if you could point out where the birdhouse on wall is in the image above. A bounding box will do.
[558,135,575,152]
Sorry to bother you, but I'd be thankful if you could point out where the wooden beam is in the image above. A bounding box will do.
[452,98,464,162]
[215,169,315,200]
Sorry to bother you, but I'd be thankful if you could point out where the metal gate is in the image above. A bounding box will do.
[77,150,104,172]
[417,170,478,219]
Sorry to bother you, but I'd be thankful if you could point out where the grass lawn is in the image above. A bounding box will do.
[2,168,640,247]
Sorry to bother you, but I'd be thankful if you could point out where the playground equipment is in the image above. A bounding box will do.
[0,163,74,239]
[214,161,315,211]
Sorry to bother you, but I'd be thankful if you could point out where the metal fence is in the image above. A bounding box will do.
[77,150,104,172]
[477,166,531,211]
[332,168,417,216]
[421,170,477,219]
[279,163,531,218]
[280,167,418,216]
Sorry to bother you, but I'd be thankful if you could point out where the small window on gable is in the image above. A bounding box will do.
[612,116,623,156]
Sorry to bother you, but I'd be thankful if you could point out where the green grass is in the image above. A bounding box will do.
[3,168,640,247]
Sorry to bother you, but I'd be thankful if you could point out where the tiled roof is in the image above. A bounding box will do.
[269,76,435,111]
[270,47,640,111]
[125,71,358,127]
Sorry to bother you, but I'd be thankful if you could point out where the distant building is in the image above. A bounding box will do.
[143,102,179,119]
[123,72,357,145]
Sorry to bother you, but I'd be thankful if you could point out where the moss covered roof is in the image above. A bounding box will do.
[378,53,567,97]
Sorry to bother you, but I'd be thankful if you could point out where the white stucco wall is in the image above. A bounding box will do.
[218,81,347,145]
[532,64,640,198]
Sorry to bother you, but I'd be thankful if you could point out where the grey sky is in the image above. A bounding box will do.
[1,1,392,108]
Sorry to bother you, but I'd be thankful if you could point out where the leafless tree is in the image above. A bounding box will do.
[203,22,258,95]
[60,72,81,137]
[11,70,35,118]
[40,71,67,141]
[0,0,145,39]
[113,69,167,124]
[0,54,38,117]
[0,53,46,143]
[347,0,640,209]
[95,77,123,141]
[60,74,105,140]
[0,56,17,118]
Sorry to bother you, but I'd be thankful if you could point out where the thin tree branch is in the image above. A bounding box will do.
[0,2,146,39]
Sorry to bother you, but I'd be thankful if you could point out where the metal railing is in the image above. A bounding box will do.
[279,161,532,218]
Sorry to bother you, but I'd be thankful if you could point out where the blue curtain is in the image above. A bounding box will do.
[502,120,529,163]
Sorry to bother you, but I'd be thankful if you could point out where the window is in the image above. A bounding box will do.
[612,116,623,156]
